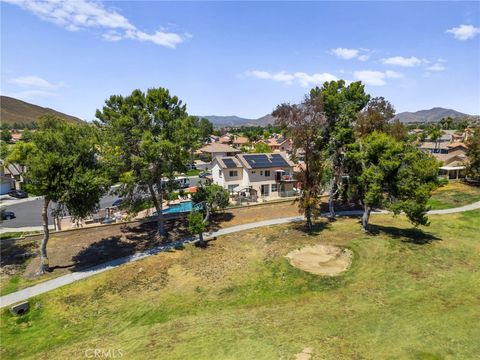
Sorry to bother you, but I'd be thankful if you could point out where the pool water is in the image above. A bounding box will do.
[162,201,193,214]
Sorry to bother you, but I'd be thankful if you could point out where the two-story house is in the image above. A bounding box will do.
[211,152,296,200]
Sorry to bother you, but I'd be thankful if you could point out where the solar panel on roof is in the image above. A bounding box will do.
[223,158,237,168]
[270,154,289,166]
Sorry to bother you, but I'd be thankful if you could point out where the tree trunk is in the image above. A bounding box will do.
[328,177,338,219]
[39,197,51,274]
[198,231,205,247]
[148,183,166,238]
[305,207,313,232]
[361,204,371,232]
[56,216,62,231]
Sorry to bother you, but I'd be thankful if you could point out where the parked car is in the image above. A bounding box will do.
[199,172,211,178]
[8,189,28,199]
[112,198,123,207]
[1,210,16,220]
[186,163,197,170]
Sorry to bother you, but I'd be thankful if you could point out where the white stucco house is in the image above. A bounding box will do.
[211,152,297,200]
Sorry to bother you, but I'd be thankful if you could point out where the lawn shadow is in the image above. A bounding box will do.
[194,237,217,249]
[208,211,235,232]
[369,224,441,245]
[71,235,137,271]
[292,220,331,236]
[0,239,36,267]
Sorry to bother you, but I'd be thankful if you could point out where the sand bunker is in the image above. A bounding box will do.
[286,245,352,276]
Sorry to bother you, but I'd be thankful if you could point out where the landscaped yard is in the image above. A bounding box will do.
[428,182,480,210]
[1,210,479,359]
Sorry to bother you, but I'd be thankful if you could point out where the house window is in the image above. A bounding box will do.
[228,184,239,193]
[252,171,256,174]
[265,170,270,177]
[229,170,238,177]
[260,171,263,175]
[218,170,222,177]
[271,184,278,192]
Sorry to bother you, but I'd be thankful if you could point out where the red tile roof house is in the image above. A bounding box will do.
[256,138,293,153]
[232,136,249,149]
[420,141,468,180]
[211,152,297,202]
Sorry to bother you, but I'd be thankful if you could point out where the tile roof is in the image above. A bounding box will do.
[199,143,241,154]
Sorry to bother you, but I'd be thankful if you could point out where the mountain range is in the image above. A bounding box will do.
[392,107,477,123]
[203,107,478,127]
[198,114,275,127]
[1,96,83,125]
[1,96,477,128]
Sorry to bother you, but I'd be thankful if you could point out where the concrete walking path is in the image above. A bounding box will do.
[0,216,304,308]
[1,202,479,308]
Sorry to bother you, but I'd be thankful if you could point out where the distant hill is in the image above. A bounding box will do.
[1,96,84,125]
[393,107,476,123]
[200,114,276,128]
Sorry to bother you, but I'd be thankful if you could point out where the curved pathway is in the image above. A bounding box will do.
[1,202,479,308]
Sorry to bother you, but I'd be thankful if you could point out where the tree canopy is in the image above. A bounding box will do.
[346,131,439,231]
[7,115,107,273]
[273,95,328,230]
[466,128,480,181]
[95,87,191,237]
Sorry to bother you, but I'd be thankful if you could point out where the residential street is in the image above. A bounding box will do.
[0,176,201,229]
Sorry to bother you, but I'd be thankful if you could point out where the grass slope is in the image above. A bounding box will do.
[1,96,83,125]
[428,182,480,210]
[1,211,480,359]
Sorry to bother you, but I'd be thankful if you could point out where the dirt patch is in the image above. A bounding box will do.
[295,347,314,360]
[286,245,352,276]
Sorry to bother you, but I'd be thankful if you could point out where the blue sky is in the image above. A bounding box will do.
[1,1,479,121]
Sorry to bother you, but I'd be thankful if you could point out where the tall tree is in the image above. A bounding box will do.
[311,80,370,218]
[95,88,190,238]
[388,119,408,141]
[356,97,395,137]
[465,128,480,181]
[346,132,439,232]
[273,95,328,230]
[429,127,442,153]
[6,116,107,274]
[188,210,208,247]
[198,117,214,142]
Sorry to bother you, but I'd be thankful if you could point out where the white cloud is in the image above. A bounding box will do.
[245,70,338,87]
[3,0,188,48]
[381,56,425,67]
[353,70,403,86]
[8,75,63,90]
[102,31,122,42]
[426,63,446,72]
[125,29,185,49]
[446,24,480,40]
[330,47,371,61]
[330,48,359,60]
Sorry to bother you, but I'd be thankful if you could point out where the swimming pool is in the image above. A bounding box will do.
[162,201,193,214]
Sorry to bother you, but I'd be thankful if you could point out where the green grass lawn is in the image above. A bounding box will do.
[185,169,202,176]
[428,182,480,210]
[0,231,41,240]
[1,211,479,359]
